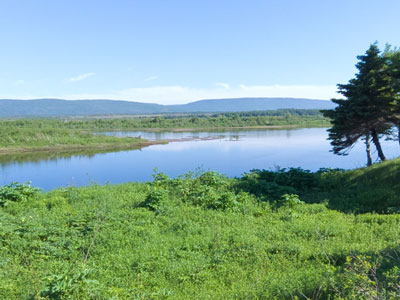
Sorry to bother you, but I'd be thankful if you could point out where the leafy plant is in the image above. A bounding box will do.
[141,188,169,211]
[0,181,41,207]
[281,193,304,208]
[40,267,99,299]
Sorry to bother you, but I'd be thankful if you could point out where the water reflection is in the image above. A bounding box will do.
[101,128,287,140]
[0,147,145,167]
[1,128,398,190]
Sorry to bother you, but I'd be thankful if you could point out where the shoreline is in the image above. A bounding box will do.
[0,124,328,155]
[94,124,329,133]
[0,136,227,156]
[0,140,167,155]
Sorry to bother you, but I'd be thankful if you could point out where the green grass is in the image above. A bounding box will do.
[0,125,154,154]
[1,159,400,299]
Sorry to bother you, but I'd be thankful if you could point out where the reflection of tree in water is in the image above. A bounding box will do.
[0,147,144,167]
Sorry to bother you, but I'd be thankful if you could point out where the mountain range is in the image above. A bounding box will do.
[0,98,335,118]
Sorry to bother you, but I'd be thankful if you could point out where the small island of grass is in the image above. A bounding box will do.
[0,109,330,154]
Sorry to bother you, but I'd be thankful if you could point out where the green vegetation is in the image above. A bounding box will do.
[1,109,330,131]
[2,44,399,298]
[0,126,150,153]
[0,122,155,154]
[323,43,400,165]
[1,159,400,299]
[0,109,329,153]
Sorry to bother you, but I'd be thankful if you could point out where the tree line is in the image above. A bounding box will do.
[0,109,329,131]
[323,43,400,165]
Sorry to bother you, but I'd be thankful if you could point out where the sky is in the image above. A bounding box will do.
[1,0,400,104]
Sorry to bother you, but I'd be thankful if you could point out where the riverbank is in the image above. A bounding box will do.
[0,127,293,155]
[100,124,304,132]
[0,112,330,155]
[0,122,170,155]
[0,139,166,155]
[1,159,399,299]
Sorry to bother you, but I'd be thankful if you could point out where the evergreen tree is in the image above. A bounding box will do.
[323,98,374,165]
[324,43,395,164]
[384,46,400,146]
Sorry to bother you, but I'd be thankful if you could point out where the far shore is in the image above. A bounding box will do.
[0,124,329,156]
[0,140,167,155]
[94,124,329,133]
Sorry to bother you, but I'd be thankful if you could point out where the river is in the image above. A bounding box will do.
[0,127,398,190]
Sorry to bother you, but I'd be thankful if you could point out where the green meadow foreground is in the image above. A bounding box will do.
[0,110,329,154]
[1,159,400,299]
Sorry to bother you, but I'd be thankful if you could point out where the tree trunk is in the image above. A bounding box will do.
[398,123,400,147]
[365,132,372,166]
[371,128,386,161]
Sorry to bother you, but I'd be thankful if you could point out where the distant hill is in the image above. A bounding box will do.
[0,98,335,118]
[0,99,168,117]
[171,98,335,112]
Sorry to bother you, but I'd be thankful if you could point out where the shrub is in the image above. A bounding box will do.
[236,170,297,200]
[206,191,241,211]
[40,267,99,299]
[0,182,41,207]
[198,171,228,188]
[331,255,400,299]
[140,188,169,211]
[281,194,304,208]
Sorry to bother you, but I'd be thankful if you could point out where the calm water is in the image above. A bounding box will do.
[1,128,399,190]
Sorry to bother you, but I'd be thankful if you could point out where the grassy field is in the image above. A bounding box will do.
[1,159,399,299]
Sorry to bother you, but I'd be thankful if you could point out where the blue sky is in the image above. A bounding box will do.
[1,0,400,104]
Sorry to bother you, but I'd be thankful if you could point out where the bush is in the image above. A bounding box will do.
[331,255,400,300]
[280,193,304,208]
[40,267,100,299]
[140,188,169,211]
[0,182,41,207]
[236,170,299,200]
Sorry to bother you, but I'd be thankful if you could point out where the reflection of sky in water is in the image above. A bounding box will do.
[102,128,304,141]
[1,128,399,190]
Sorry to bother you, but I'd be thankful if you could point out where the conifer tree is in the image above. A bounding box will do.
[324,43,396,164]
[384,47,400,146]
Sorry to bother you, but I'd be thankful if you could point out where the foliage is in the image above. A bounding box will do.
[40,267,100,299]
[0,181,41,207]
[238,159,400,213]
[332,255,400,300]
[140,188,170,211]
[280,193,304,208]
[0,160,400,299]
[236,167,321,202]
[323,43,400,165]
